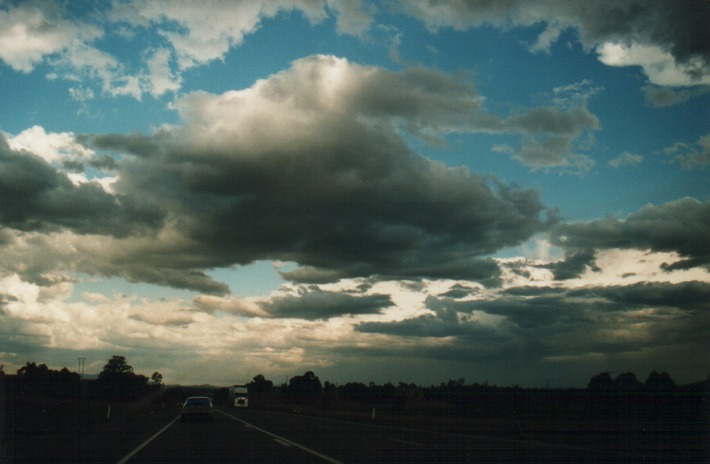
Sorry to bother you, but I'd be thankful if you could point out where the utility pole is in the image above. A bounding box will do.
[78,357,85,377]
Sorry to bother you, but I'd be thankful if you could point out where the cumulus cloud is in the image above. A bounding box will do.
[80,55,551,288]
[1,0,372,101]
[506,107,599,170]
[0,133,163,237]
[5,54,704,300]
[7,125,94,165]
[53,38,143,99]
[489,80,600,173]
[0,2,144,99]
[103,0,374,98]
[642,85,710,107]
[608,151,643,168]
[110,0,372,70]
[568,280,710,311]
[260,288,392,319]
[4,56,593,295]
[662,135,710,169]
[355,280,710,380]
[357,294,486,338]
[106,52,599,174]
[193,294,266,317]
[398,0,710,87]
[0,1,101,72]
[550,197,710,278]
[597,42,710,87]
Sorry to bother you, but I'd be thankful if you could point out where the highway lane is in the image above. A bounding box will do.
[121,406,659,463]
[215,407,649,463]
[122,410,333,463]
[10,402,692,462]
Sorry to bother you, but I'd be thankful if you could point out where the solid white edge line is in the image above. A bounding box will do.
[116,415,180,464]
[273,438,293,447]
[216,409,342,464]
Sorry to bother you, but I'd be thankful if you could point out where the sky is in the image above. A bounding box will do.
[0,0,708,388]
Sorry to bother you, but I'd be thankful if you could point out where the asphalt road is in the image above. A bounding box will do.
[115,407,662,463]
[9,405,699,462]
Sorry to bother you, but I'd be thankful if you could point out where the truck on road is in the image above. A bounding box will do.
[228,385,249,408]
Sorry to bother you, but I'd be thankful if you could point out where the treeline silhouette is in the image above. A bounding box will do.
[209,369,709,422]
[3,356,162,401]
[3,359,708,422]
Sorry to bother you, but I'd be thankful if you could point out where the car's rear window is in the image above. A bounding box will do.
[185,398,211,406]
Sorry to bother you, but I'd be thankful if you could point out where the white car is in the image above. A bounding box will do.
[181,396,214,421]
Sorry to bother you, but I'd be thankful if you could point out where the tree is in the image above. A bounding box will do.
[97,355,148,400]
[16,362,80,397]
[99,355,134,379]
[248,374,273,393]
[17,362,51,394]
[645,371,676,392]
[614,372,643,391]
[286,371,322,402]
[587,372,614,391]
[150,372,163,386]
[323,380,336,404]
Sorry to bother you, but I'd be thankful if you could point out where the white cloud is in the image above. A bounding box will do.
[552,79,602,109]
[0,2,144,100]
[111,0,371,70]
[597,42,710,87]
[608,151,643,168]
[0,2,101,72]
[8,125,94,164]
[567,248,710,288]
[142,47,182,97]
[55,40,143,99]
[325,0,373,37]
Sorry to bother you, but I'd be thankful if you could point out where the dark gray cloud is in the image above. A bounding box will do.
[260,289,392,319]
[398,0,710,85]
[662,135,710,170]
[0,134,163,237]
[436,283,480,299]
[568,280,710,311]
[642,86,710,107]
[466,293,589,330]
[99,129,546,285]
[357,295,470,337]
[118,267,230,296]
[0,311,52,354]
[506,107,599,169]
[79,56,553,289]
[549,197,710,278]
[353,280,710,382]
[0,134,231,294]
[545,248,599,281]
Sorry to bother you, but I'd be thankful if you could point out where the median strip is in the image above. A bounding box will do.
[216,409,342,464]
